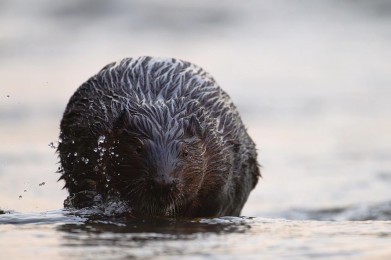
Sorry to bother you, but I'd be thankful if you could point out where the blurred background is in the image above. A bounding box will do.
[0,0,390,218]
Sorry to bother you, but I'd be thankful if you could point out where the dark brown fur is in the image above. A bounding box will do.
[58,57,260,217]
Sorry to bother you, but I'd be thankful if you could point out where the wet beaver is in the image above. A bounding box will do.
[58,57,260,217]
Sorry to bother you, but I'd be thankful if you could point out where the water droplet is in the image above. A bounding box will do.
[24,190,27,192]
[18,195,22,199]
[105,184,109,188]
[48,142,56,149]
[93,148,98,152]
[98,135,106,144]
[84,158,89,164]
[74,152,78,156]
[38,182,45,186]
[71,140,75,144]
[58,138,63,143]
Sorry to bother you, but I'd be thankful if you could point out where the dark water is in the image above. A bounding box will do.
[1,0,391,259]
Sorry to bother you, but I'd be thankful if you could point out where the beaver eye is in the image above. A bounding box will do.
[134,138,144,155]
[135,145,143,155]
[180,143,189,158]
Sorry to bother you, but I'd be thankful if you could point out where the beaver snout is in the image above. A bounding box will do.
[147,172,180,193]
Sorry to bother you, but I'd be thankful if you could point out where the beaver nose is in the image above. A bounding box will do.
[149,173,178,192]
[153,174,176,186]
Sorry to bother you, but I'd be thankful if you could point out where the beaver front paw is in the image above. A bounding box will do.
[64,190,102,208]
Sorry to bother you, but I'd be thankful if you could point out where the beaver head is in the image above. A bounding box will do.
[104,103,221,217]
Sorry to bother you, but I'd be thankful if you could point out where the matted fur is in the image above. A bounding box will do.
[58,56,260,217]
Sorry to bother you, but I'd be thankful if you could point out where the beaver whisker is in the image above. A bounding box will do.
[116,179,144,191]
[124,181,145,200]
[174,194,184,217]
[166,195,175,217]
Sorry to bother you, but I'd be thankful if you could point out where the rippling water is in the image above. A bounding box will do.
[1,210,390,259]
[1,0,391,259]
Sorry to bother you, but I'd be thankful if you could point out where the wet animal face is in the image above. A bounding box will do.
[107,112,206,217]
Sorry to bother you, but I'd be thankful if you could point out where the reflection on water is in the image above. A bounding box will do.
[1,210,390,259]
[58,216,252,237]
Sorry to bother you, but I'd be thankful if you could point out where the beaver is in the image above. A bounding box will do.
[58,57,260,218]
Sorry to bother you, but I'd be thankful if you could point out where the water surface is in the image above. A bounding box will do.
[1,0,391,259]
[1,210,390,259]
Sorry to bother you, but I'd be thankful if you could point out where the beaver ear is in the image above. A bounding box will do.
[112,109,129,134]
[186,115,203,137]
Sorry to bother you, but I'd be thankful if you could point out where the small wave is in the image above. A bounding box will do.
[278,201,391,221]
[0,209,85,225]
[0,207,255,236]
[0,209,10,215]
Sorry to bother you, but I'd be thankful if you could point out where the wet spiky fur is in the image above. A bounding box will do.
[58,56,260,217]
